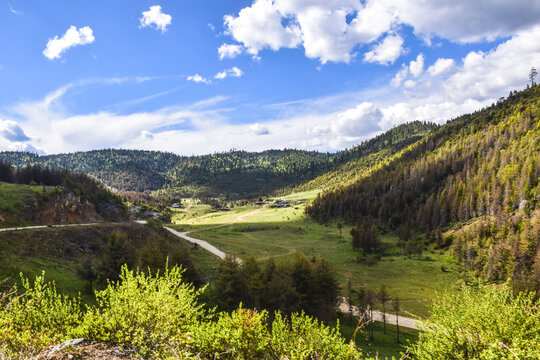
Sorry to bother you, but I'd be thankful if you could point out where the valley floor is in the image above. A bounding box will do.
[170,191,462,318]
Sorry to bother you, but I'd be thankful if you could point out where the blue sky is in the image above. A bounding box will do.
[1,0,540,155]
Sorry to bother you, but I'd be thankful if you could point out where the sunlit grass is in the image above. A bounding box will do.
[170,194,461,317]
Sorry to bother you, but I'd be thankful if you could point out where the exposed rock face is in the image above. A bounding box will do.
[38,193,102,225]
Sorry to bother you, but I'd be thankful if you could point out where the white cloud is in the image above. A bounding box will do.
[223,0,395,64]
[140,5,172,33]
[6,25,540,156]
[409,53,424,77]
[248,123,270,135]
[391,64,408,87]
[427,58,456,76]
[218,43,243,59]
[224,0,302,56]
[364,34,404,65]
[141,130,154,139]
[187,74,211,84]
[0,119,30,141]
[214,67,244,79]
[384,0,540,43]
[403,80,417,88]
[223,0,540,64]
[43,26,95,60]
[8,4,23,15]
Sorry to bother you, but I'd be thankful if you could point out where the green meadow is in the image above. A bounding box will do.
[171,190,461,317]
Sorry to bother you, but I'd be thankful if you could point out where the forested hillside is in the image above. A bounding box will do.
[306,85,540,291]
[293,121,437,192]
[0,123,437,198]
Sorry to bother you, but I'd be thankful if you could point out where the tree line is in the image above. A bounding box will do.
[209,253,341,321]
[307,85,540,291]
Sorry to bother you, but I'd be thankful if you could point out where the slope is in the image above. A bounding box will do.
[306,85,540,290]
[293,121,438,192]
[0,163,127,227]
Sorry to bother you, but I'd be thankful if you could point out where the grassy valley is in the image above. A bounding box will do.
[1,87,539,359]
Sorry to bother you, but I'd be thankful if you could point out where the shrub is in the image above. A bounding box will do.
[411,285,540,359]
[0,273,81,357]
[77,265,205,358]
[189,308,270,359]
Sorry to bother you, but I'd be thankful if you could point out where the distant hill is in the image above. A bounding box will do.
[306,85,540,291]
[293,121,438,192]
[0,164,127,227]
[0,122,438,198]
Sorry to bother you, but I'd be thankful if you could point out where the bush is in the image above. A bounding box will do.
[0,267,367,359]
[189,310,363,360]
[0,273,81,357]
[411,285,540,359]
[77,265,205,358]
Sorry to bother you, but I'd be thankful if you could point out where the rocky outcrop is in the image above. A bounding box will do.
[38,193,102,225]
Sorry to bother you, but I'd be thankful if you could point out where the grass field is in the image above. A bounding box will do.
[171,190,462,317]
[0,182,55,227]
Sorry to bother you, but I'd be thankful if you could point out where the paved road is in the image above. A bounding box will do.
[0,214,423,329]
[163,205,269,264]
[164,226,243,263]
[338,298,421,330]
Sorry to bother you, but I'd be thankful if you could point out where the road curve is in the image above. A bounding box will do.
[0,216,423,329]
[164,226,242,264]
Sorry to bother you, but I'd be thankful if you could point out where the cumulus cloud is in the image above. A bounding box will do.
[248,123,270,135]
[364,34,404,65]
[141,130,154,139]
[384,0,540,43]
[391,64,408,87]
[218,43,243,59]
[7,25,540,155]
[0,119,30,141]
[223,0,395,64]
[187,74,211,84]
[409,53,424,77]
[223,0,540,64]
[140,5,172,32]
[215,67,244,79]
[403,80,417,88]
[427,58,456,76]
[224,0,302,56]
[43,26,95,60]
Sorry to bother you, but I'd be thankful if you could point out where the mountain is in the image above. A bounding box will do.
[0,122,437,198]
[293,121,438,192]
[306,85,540,291]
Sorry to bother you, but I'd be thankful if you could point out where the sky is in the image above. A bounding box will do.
[1,0,540,155]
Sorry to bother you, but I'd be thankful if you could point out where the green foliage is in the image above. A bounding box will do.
[189,308,270,359]
[0,266,367,359]
[306,85,540,291]
[411,285,540,359]
[210,254,340,320]
[269,312,361,360]
[190,309,363,360]
[76,265,205,358]
[0,273,81,357]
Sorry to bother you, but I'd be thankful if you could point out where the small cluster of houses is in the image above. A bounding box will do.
[250,198,305,208]
[271,199,290,208]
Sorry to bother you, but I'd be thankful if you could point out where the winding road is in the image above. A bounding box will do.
[1,207,421,330]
